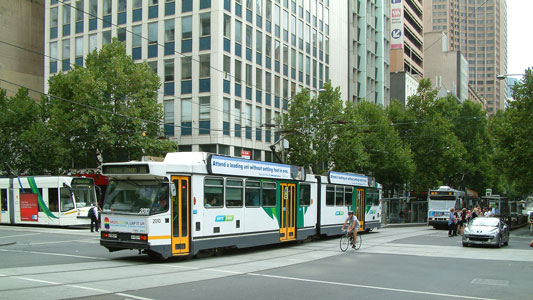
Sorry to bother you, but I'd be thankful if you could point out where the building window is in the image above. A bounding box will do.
[132,25,142,59]
[223,97,230,135]
[199,96,210,134]
[200,13,211,36]
[255,106,262,141]
[148,22,158,58]
[181,98,192,136]
[235,100,242,137]
[245,103,252,139]
[182,57,192,80]
[164,100,174,136]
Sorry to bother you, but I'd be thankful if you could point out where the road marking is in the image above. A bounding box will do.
[0,248,107,260]
[27,238,99,245]
[247,273,501,300]
[7,274,154,300]
[115,293,157,300]
[0,233,40,239]
[17,277,60,285]
[471,278,509,287]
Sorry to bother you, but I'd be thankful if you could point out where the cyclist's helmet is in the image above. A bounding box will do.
[348,210,354,215]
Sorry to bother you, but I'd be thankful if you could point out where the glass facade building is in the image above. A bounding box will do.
[44,0,331,161]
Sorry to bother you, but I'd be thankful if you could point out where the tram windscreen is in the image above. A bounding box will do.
[71,180,96,208]
[103,180,169,215]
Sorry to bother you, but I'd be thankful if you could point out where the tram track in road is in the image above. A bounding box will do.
[2,226,525,300]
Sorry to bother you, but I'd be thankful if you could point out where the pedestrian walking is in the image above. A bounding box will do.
[448,207,457,237]
[89,203,100,232]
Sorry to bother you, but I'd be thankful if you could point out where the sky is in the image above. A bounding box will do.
[507,0,533,76]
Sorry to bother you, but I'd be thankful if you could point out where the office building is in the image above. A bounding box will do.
[330,0,390,106]
[423,0,507,114]
[389,0,424,104]
[44,0,332,161]
[0,0,45,100]
[424,32,469,102]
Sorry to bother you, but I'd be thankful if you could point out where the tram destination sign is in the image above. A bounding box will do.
[328,171,370,187]
[102,164,150,175]
[208,155,305,181]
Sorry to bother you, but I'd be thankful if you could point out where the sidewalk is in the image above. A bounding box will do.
[381,222,427,228]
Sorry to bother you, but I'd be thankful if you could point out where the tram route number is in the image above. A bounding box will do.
[139,208,150,214]
[153,219,161,224]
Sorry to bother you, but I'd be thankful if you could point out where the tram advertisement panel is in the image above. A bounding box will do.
[20,193,38,221]
[103,216,147,233]
[208,155,305,180]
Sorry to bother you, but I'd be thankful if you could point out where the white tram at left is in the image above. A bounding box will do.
[99,152,381,258]
[0,176,97,226]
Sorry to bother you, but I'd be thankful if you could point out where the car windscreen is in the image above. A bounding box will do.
[470,218,499,227]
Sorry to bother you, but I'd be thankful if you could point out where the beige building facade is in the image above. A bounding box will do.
[0,0,45,100]
[423,0,507,114]
[389,0,424,78]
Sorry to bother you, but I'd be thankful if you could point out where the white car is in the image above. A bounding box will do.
[462,217,509,248]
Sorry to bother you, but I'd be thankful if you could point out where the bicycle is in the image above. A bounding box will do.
[340,230,362,252]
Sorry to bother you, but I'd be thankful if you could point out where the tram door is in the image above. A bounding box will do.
[280,182,296,242]
[171,176,190,255]
[356,189,365,231]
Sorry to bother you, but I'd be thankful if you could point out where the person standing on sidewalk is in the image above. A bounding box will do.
[448,207,457,237]
[89,203,100,232]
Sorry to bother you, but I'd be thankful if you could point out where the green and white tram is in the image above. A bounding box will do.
[99,152,381,258]
[100,152,311,258]
[0,176,97,226]
[319,171,381,235]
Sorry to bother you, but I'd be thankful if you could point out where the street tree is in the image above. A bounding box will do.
[343,101,415,197]
[45,39,177,169]
[282,82,344,174]
[490,69,533,194]
[0,88,66,175]
[401,79,467,192]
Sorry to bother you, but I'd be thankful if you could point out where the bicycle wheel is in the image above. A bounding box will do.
[354,234,362,250]
[340,235,350,252]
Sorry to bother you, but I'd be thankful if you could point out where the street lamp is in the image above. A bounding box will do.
[496,74,526,80]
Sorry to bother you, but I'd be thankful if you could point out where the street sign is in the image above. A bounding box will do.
[241,150,251,160]
[485,189,492,196]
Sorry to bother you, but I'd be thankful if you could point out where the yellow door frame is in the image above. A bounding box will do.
[171,176,190,255]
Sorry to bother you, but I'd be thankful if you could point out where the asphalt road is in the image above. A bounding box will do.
[0,224,532,300]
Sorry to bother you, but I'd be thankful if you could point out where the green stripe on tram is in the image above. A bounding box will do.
[27,177,59,219]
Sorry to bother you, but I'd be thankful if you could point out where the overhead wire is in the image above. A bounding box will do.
[1,1,489,137]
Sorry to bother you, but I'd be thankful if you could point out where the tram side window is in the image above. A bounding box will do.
[326,185,335,206]
[245,180,261,207]
[345,187,353,207]
[204,177,223,208]
[48,188,59,212]
[299,184,310,206]
[1,189,7,211]
[335,186,344,206]
[262,182,277,207]
[60,187,75,211]
[226,179,243,207]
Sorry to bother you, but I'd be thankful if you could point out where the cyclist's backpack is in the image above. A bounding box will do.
[88,207,95,218]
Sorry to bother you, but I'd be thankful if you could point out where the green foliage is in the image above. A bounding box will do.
[0,88,66,175]
[490,69,533,194]
[283,82,344,174]
[400,79,468,192]
[46,39,176,168]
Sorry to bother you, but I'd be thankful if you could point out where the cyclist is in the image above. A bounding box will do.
[342,210,360,248]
